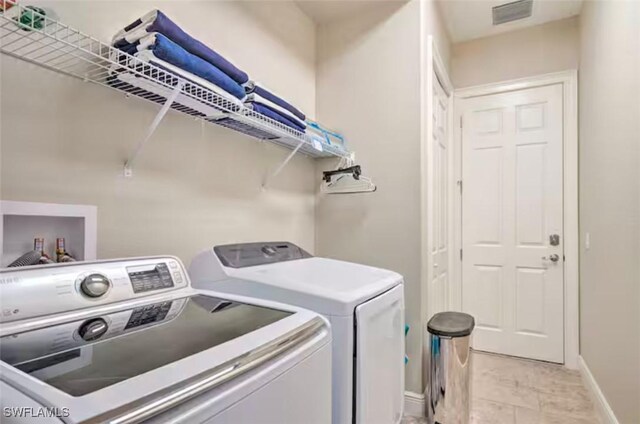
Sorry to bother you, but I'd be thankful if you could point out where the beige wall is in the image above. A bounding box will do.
[426,0,451,71]
[451,16,579,88]
[0,1,318,263]
[578,1,640,422]
[315,0,422,392]
[315,0,450,393]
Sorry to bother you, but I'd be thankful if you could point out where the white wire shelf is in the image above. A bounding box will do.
[0,3,350,160]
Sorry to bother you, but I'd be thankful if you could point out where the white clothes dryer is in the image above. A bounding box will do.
[189,242,405,424]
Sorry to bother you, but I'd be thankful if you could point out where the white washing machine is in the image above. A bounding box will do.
[189,242,405,424]
[0,257,332,424]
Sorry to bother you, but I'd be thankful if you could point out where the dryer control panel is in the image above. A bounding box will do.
[214,242,312,268]
[0,257,189,323]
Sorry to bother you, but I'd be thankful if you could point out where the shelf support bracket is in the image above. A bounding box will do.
[262,139,306,189]
[124,81,185,177]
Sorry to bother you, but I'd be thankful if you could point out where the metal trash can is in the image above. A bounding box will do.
[425,312,475,424]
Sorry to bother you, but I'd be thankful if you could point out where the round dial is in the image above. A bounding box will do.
[80,273,111,298]
[78,318,108,341]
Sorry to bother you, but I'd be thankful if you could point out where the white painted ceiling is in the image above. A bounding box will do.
[438,0,583,43]
[294,0,406,25]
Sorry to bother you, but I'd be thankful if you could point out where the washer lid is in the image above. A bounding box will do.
[0,295,292,397]
[224,257,403,316]
[0,292,326,423]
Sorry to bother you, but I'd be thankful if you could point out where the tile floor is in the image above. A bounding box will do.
[402,351,601,424]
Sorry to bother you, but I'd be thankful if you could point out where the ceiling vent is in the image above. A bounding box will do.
[492,0,533,25]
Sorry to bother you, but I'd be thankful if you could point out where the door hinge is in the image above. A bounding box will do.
[459,249,463,261]
[459,116,463,128]
[457,180,463,194]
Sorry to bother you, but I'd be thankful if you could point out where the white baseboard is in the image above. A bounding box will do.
[404,391,425,417]
[578,356,619,424]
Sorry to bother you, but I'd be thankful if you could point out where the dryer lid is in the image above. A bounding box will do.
[223,257,403,316]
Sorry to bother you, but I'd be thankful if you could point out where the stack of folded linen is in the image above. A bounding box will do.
[110,10,317,139]
[111,10,247,104]
[243,81,307,133]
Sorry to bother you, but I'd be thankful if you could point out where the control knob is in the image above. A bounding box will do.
[78,318,108,341]
[80,273,111,298]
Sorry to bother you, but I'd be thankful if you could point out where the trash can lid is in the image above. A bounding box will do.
[427,312,475,337]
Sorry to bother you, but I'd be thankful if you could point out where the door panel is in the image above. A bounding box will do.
[473,265,503,329]
[429,76,450,317]
[515,267,546,334]
[461,84,564,363]
[516,144,546,245]
[469,147,503,244]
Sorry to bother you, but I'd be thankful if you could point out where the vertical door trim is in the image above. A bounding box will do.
[423,36,455,323]
[452,70,579,369]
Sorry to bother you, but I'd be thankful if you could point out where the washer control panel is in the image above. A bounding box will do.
[127,263,175,293]
[0,257,188,323]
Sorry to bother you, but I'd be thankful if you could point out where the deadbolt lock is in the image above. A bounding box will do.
[549,234,560,246]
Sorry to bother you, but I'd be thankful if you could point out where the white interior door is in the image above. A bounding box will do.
[460,84,564,363]
[428,75,450,317]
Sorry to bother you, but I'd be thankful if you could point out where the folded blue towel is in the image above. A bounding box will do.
[119,34,245,100]
[247,101,306,130]
[245,92,301,126]
[250,103,306,132]
[244,82,306,121]
[118,42,138,56]
[114,10,249,85]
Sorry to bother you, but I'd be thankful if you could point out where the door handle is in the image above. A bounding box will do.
[542,254,560,263]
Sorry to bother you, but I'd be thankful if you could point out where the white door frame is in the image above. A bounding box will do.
[452,70,579,369]
[422,36,454,321]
